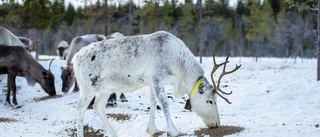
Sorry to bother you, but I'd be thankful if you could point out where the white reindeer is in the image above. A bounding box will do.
[73,31,241,137]
[61,34,105,93]
[56,40,69,60]
[105,32,125,39]
[0,27,28,48]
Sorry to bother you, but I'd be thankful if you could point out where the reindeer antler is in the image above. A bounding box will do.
[49,58,54,72]
[211,53,241,104]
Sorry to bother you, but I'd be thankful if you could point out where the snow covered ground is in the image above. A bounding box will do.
[0,56,319,137]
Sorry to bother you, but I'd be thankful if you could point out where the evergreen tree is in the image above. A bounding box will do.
[51,0,65,31]
[64,3,76,26]
[138,0,159,33]
[161,0,174,29]
[178,1,196,40]
[236,0,250,16]
[21,0,64,59]
[0,2,23,29]
[244,0,274,61]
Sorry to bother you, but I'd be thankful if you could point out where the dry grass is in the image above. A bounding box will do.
[194,125,245,137]
[67,113,131,136]
[67,125,105,137]
[33,94,63,102]
[107,113,131,121]
[0,117,18,123]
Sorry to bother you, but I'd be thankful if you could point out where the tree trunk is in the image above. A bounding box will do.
[35,29,39,60]
[317,0,320,80]
[104,0,108,36]
[198,0,203,63]
[128,0,133,35]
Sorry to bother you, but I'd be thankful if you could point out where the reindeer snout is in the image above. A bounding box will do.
[49,91,56,96]
[62,87,69,93]
[206,122,220,128]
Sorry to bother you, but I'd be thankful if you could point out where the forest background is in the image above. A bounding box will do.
[0,0,317,60]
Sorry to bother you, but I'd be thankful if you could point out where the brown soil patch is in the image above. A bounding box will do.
[194,125,245,137]
[0,117,18,123]
[107,113,131,121]
[67,125,105,137]
[67,113,131,136]
[33,94,63,102]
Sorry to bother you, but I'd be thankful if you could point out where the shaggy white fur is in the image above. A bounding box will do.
[73,31,220,137]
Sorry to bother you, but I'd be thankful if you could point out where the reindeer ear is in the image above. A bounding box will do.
[184,99,192,110]
[42,71,50,78]
[42,71,48,76]
[61,67,64,71]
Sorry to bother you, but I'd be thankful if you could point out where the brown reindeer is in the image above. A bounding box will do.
[0,45,56,108]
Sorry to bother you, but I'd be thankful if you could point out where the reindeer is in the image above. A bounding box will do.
[61,33,128,104]
[105,32,125,39]
[0,45,56,108]
[60,34,105,93]
[0,27,29,50]
[56,40,69,60]
[72,31,241,137]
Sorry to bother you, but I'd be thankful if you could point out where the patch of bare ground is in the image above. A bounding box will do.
[0,117,18,123]
[67,113,131,136]
[33,94,63,102]
[67,125,105,137]
[194,125,245,137]
[106,113,131,121]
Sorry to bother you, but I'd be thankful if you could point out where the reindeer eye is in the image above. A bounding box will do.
[68,76,72,80]
[206,100,213,104]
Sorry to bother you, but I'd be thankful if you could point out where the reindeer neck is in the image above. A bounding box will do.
[25,54,47,83]
[180,52,204,97]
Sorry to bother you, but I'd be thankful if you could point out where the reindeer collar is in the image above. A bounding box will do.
[184,77,203,110]
[189,77,202,98]
[66,63,72,68]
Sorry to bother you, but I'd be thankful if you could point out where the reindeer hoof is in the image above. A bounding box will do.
[168,132,187,137]
[107,101,117,107]
[12,105,22,109]
[120,95,128,102]
[5,102,22,109]
[4,102,11,107]
[147,129,165,137]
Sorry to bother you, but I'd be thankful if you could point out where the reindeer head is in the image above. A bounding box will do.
[41,59,56,96]
[61,64,75,93]
[186,53,241,128]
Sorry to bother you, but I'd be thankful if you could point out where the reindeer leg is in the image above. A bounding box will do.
[5,73,12,106]
[76,90,95,137]
[73,80,79,92]
[120,93,128,102]
[10,73,19,108]
[152,77,186,137]
[93,91,117,137]
[146,87,164,135]
[107,93,116,106]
